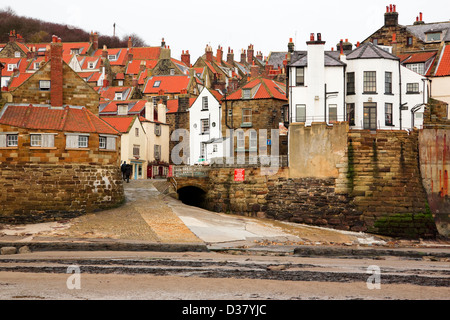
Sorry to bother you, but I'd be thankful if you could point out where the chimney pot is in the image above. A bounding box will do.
[390,4,393,12]
[420,12,423,21]
[310,33,315,41]
[393,4,396,12]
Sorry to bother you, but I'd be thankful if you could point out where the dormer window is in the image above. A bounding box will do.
[170,69,175,75]
[71,48,81,55]
[34,62,40,70]
[108,55,117,61]
[118,104,128,115]
[7,64,16,72]
[14,51,20,58]
[153,81,161,88]
[243,88,251,99]
[115,92,123,100]
[426,32,441,42]
[88,62,95,69]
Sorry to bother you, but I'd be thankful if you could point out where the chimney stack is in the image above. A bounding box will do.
[128,36,133,49]
[216,46,223,63]
[9,30,16,43]
[181,50,191,67]
[50,35,63,107]
[240,49,246,64]
[161,38,165,47]
[102,45,108,59]
[247,44,254,64]
[227,47,234,64]
[414,12,425,25]
[205,45,213,62]
[288,38,295,53]
[384,4,399,27]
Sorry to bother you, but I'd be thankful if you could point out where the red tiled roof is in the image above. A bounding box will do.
[143,75,191,94]
[97,86,133,101]
[435,45,450,77]
[125,59,146,75]
[8,73,33,90]
[100,116,138,133]
[99,100,146,114]
[226,78,287,101]
[93,48,128,66]
[210,89,223,102]
[166,98,196,113]
[399,51,437,64]
[129,47,161,60]
[0,104,119,135]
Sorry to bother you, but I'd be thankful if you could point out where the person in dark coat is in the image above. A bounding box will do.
[121,161,127,181]
[125,164,133,183]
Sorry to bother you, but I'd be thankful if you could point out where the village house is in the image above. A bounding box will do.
[287,33,427,130]
[188,87,224,164]
[362,4,450,116]
[0,103,123,223]
[99,99,170,178]
[222,77,288,159]
[3,36,100,115]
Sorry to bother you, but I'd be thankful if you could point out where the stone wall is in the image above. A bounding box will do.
[348,129,437,238]
[419,128,450,236]
[0,163,125,223]
[11,62,100,114]
[0,124,124,223]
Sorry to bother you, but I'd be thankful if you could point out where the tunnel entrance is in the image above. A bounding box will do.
[177,186,207,208]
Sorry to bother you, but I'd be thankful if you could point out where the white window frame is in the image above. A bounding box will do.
[133,144,140,157]
[7,134,18,147]
[108,54,117,61]
[99,136,107,149]
[39,80,51,91]
[7,64,16,72]
[243,88,251,99]
[115,92,123,100]
[88,61,95,69]
[155,124,161,136]
[242,108,252,127]
[202,96,208,110]
[14,51,20,58]
[154,144,161,160]
[201,119,210,134]
[237,130,245,151]
[296,104,306,122]
[30,134,42,147]
[78,135,88,148]
[117,104,128,115]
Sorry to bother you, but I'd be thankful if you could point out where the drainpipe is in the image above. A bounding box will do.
[399,60,403,130]
[324,83,327,124]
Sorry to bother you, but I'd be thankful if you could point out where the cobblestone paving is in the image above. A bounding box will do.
[35,180,203,243]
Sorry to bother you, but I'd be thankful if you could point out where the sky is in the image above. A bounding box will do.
[1,0,449,62]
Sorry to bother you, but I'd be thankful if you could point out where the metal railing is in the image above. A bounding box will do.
[173,166,210,178]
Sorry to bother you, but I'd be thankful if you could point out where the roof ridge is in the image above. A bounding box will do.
[59,106,70,131]
[259,78,273,98]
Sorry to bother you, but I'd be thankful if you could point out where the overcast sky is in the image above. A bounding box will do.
[2,0,449,61]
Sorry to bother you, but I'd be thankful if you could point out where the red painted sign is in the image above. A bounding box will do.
[168,165,173,178]
[234,169,245,182]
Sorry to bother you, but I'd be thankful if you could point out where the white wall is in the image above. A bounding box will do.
[189,87,223,164]
[430,76,450,118]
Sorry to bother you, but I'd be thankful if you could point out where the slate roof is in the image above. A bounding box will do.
[406,22,450,42]
[0,104,119,135]
[346,42,399,60]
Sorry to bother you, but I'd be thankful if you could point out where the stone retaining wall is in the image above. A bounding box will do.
[0,163,125,223]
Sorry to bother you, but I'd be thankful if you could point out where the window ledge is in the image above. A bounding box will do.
[362,92,378,95]
[241,123,253,128]
[0,147,18,150]
[99,149,117,152]
[30,147,58,150]
[406,92,420,94]
[65,148,90,151]
[384,93,394,95]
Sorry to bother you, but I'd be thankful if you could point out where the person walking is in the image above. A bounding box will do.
[121,161,127,181]
[125,163,133,183]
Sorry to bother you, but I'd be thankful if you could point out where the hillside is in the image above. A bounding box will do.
[0,7,145,48]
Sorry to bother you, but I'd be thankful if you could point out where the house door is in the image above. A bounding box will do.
[132,162,143,180]
[363,103,377,130]
[147,166,152,179]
